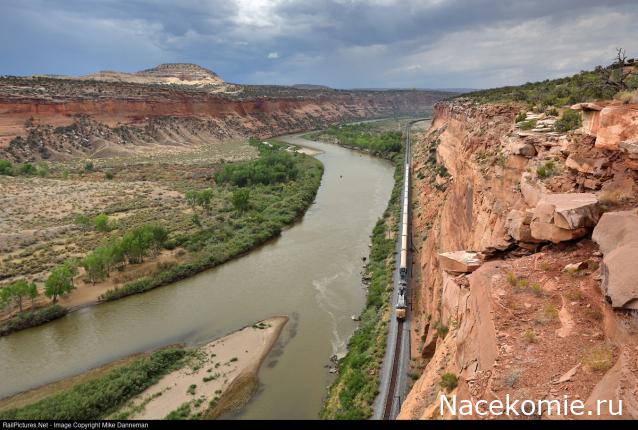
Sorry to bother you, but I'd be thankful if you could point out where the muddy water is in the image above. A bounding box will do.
[0,134,395,419]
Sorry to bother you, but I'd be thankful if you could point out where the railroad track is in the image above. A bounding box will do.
[382,319,404,419]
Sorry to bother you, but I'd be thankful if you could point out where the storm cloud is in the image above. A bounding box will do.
[1,0,636,89]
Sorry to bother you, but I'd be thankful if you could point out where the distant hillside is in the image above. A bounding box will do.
[292,84,332,90]
[81,63,225,87]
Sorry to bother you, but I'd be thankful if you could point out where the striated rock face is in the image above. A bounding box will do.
[592,210,638,309]
[0,72,449,161]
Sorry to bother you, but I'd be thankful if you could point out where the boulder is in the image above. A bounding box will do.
[508,139,536,157]
[592,209,638,254]
[592,210,638,309]
[619,139,638,160]
[594,105,638,151]
[438,251,482,274]
[505,209,541,243]
[530,221,588,243]
[534,193,600,230]
[564,154,607,175]
[520,173,547,207]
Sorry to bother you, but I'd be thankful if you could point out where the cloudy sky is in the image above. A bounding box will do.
[1,0,636,89]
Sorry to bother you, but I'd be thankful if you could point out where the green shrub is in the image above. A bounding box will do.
[0,348,188,419]
[84,161,94,172]
[515,112,527,123]
[0,159,12,175]
[0,305,68,337]
[18,163,37,175]
[536,160,558,179]
[440,373,459,392]
[554,109,582,132]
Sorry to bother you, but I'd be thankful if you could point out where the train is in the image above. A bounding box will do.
[396,128,411,321]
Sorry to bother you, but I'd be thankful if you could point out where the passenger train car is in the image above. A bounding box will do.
[396,131,411,321]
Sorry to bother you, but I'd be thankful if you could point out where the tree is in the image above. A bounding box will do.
[27,282,38,309]
[81,253,108,285]
[186,189,214,214]
[231,189,250,212]
[0,286,11,311]
[45,264,75,302]
[8,280,31,312]
[597,48,637,92]
[18,163,37,176]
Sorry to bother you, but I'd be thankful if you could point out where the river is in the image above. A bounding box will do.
[0,133,395,419]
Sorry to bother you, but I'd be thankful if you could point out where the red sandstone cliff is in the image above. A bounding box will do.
[400,99,638,420]
[0,72,449,161]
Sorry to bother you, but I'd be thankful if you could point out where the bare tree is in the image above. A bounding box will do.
[598,48,636,91]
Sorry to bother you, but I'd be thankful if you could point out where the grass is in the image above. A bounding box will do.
[0,348,189,419]
[320,143,404,419]
[581,344,614,372]
[522,328,537,344]
[536,160,558,179]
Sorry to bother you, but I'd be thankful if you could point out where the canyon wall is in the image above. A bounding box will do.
[401,100,638,420]
[0,77,447,161]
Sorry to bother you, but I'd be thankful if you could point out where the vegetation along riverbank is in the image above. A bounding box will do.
[0,139,323,336]
[0,317,287,420]
[315,120,407,419]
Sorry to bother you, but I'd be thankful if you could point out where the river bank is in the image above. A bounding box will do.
[115,316,288,419]
[0,317,287,419]
[0,143,322,338]
[0,130,396,419]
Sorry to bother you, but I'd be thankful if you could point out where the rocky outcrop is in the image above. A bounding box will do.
[529,193,600,243]
[594,105,638,151]
[592,209,638,309]
[437,251,482,274]
[401,99,638,420]
[573,102,638,151]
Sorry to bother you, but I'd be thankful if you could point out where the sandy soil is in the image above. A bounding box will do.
[116,316,288,420]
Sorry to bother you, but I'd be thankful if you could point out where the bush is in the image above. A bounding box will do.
[554,109,582,132]
[215,150,299,187]
[515,112,527,123]
[93,213,114,232]
[105,171,114,180]
[84,161,94,172]
[581,344,614,372]
[18,163,37,175]
[439,373,459,392]
[0,305,68,337]
[536,160,558,179]
[0,159,13,175]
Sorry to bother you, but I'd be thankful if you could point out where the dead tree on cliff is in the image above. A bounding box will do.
[596,48,637,92]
